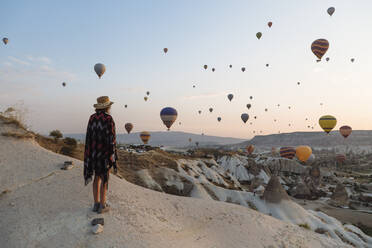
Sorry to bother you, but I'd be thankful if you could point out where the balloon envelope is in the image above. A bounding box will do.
[227,94,234,101]
[62,82,66,87]
[246,104,251,109]
[311,39,329,60]
[94,63,106,78]
[327,7,335,16]
[217,117,221,122]
[204,65,208,70]
[268,22,272,28]
[339,125,352,138]
[246,145,254,154]
[256,32,262,39]
[2,37,8,44]
[160,107,178,130]
[125,123,133,134]
[241,67,246,72]
[296,146,312,162]
[163,48,168,53]
[209,108,213,113]
[319,115,337,134]
[144,96,148,101]
[280,147,296,159]
[212,68,215,72]
[140,131,151,144]
[241,113,249,123]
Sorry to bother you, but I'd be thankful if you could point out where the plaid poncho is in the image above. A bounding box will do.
[84,110,118,185]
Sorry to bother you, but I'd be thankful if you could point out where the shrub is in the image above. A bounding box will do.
[50,130,63,140]
[60,146,75,156]
[64,137,77,148]
[299,223,311,230]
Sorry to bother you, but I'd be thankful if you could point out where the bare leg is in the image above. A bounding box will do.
[93,175,101,204]
[100,179,108,206]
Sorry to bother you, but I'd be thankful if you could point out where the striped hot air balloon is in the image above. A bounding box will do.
[140,131,151,144]
[319,115,337,134]
[125,123,133,134]
[280,147,296,159]
[246,145,254,155]
[336,154,346,164]
[339,125,352,138]
[311,39,329,60]
[160,107,178,130]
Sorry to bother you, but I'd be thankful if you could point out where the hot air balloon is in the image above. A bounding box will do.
[146,91,150,96]
[241,67,246,72]
[339,125,352,138]
[125,123,133,134]
[179,122,181,125]
[140,131,151,144]
[241,113,249,123]
[94,63,106,79]
[326,57,330,62]
[188,138,192,143]
[163,48,168,53]
[327,7,335,16]
[124,104,128,108]
[198,110,202,114]
[254,116,257,119]
[319,115,337,134]
[229,64,232,68]
[250,96,253,100]
[246,104,251,109]
[2,37,8,45]
[204,65,208,70]
[277,104,280,107]
[209,108,213,113]
[212,68,215,72]
[160,107,178,130]
[217,117,221,122]
[280,147,296,159]
[296,146,312,162]
[195,142,199,147]
[336,154,346,164]
[268,22,272,28]
[62,82,66,87]
[227,94,234,101]
[193,85,196,88]
[265,108,268,112]
[256,32,262,39]
[144,96,148,101]
[266,64,269,67]
[311,39,329,61]
[297,82,300,85]
[351,58,355,63]
[246,145,254,155]
[307,154,315,164]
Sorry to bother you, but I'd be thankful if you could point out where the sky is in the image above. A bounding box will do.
[1,0,372,139]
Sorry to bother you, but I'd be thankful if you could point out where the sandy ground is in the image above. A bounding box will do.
[0,125,349,247]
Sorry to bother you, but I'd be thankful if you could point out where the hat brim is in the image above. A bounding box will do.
[94,101,114,109]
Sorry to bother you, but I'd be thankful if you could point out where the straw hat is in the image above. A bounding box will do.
[94,96,114,109]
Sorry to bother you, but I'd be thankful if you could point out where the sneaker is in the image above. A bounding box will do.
[92,203,100,212]
[97,203,110,214]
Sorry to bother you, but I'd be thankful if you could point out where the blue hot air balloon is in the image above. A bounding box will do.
[160,107,178,130]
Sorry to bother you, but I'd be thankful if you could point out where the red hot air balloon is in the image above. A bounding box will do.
[339,125,352,138]
[268,22,272,28]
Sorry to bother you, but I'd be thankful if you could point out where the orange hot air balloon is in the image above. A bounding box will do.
[246,145,254,155]
[339,125,352,138]
[296,146,312,162]
[140,131,151,144]
[125,123,133,134]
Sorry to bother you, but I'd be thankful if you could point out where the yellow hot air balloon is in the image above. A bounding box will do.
[144,96,148,101]
[319,115,337,134]
[296,146,312,162]
[140,131,151,144]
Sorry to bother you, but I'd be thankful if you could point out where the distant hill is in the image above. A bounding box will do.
[66,131,245,147]
[230,130,372,151]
